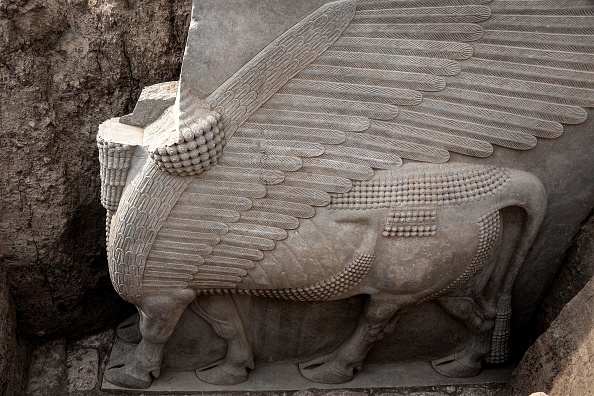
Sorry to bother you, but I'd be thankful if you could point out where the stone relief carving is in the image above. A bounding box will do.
[96,0,594,389]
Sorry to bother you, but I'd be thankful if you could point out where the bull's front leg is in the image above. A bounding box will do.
[105,288,196,388]
[299,296,401,384]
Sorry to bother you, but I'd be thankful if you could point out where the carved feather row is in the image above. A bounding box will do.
[236,123,346,145]
[352,5,492,24]
[489,0,594,14]
[317,50,462,75]
[299,64,447,91]
[263,94,400,120]
[462,58,594,90]
[411,99,564,139]
[355,1,494,12]
[251,108,370,132]
[343,22,485,42]
[480,30,594,53]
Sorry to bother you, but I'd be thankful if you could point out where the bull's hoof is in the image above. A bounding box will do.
[298,356,354,384]
[117,313,142,343]
[104,363,152,389]
[196,362,249,385]
[431,355,481,378]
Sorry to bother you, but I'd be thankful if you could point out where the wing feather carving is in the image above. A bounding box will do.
[146,0,594,292]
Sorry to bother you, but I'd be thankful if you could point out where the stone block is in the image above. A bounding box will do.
[67,347,99,392]
[26,339,67,396]
[120,81,178,128]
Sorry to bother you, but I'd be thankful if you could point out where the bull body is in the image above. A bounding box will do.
[103,159,546,388]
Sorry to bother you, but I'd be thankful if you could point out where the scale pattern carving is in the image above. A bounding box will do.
[233,253,374,301]
[420,209,501,303]
[108,163,191,302]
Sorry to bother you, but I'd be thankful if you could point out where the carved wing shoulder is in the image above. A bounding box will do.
[147,0,594,290]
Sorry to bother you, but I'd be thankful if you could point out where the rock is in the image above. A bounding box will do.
[120,81,178,127]
[0,271,27,396]
[293,391,316,396]
[67,347,99,392]
[535,215,594,335]
[456,387,500,396]
[26,339,67,396]
[323,391,368,396]
[69,328,115,350]
[0,0,191,338]
[501,273,594,396]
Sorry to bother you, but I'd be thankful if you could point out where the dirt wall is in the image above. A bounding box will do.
[0,0,191,338]
[0,270,27,396]
[501,215,594,396]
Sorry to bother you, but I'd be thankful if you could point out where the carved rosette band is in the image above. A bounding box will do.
[329,166,511,210]
[384,209,438,238]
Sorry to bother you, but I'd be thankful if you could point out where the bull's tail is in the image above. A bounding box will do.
[97,136,137,244]
[486,169,547,363]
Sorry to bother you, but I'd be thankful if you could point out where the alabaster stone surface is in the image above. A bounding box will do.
[97,0,594,390]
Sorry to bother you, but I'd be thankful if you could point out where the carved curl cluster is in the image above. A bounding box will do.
[97,136,135,212]
[150,110,225,176]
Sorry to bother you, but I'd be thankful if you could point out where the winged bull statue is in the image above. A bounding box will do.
[97,0,594,389]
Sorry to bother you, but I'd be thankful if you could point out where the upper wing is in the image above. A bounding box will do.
[143,0,594,291]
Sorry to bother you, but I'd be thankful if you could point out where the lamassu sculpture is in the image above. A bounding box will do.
[97,0,594,389]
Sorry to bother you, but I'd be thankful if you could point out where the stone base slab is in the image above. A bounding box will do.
[102,338,512,393]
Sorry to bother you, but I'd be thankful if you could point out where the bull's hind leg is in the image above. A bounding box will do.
[431,296,496,377]
[105,288,196,388]
[190,294,255,385]
[299,296,401,384]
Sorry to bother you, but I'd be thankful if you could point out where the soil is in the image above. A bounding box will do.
[0,0,191,338]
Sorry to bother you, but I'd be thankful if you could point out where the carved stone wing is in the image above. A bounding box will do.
[141,0,594,294]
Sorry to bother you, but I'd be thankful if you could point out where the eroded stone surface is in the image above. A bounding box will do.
[70,328,116,351]
[501,214,594,396]
[535,215,594,335]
